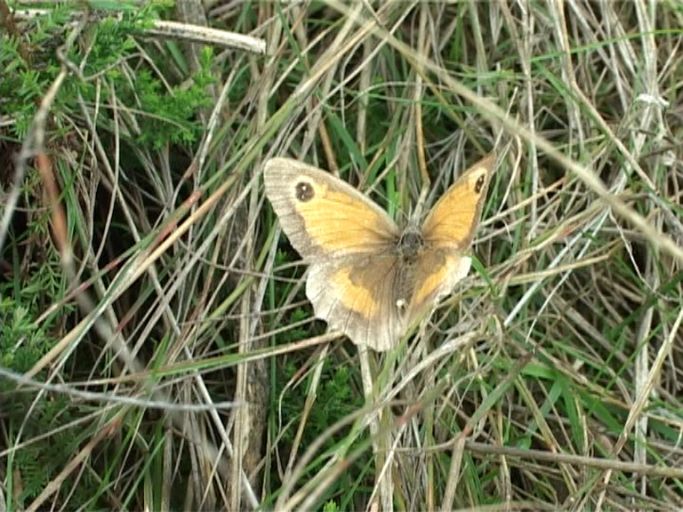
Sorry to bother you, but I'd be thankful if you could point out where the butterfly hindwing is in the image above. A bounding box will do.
[306,254,406,352]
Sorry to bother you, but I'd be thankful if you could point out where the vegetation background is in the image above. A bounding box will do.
[1,1,682,510]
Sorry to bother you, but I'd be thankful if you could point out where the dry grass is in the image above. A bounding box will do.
[1,1,682,510]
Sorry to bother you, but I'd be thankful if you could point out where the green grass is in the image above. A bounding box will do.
[1,1,682,510]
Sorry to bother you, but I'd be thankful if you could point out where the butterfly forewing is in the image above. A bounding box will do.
[421,155,494,249]
[264,158,399,259]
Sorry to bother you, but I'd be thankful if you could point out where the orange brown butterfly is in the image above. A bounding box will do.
[264,155,495,351]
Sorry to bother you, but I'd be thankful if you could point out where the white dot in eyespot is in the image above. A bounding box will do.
[396,298,407,310]
[474,171,486,193]
[295,181,315,202]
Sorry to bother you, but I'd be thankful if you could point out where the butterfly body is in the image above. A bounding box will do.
[264,155,494,351]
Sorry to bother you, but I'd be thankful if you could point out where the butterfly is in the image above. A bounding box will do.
[264,155,495,351]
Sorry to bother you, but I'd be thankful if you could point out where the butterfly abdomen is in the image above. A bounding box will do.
[393,230,425,317]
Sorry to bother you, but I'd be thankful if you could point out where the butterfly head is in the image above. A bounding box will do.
[397,228,424,262]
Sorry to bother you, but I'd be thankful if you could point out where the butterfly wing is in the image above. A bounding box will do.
[408,155,495,320]
[264,158,404,351]
[421,155,495,250]
[264,158,400,259]
[406,249,473,323]
[306,254,405,351]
